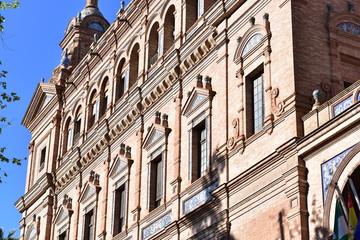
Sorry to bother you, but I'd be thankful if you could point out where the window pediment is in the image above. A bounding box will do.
[79,183,96,202]
[109,157,128,179]
[22,83,57,128]
[54,207,68,224]
[143,124,170,151]
[182,88,212,117]
[233,25,267,64]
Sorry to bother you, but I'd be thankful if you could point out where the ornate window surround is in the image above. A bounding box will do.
[109,155,131,236]
[327,12,360,94]
[182,84,215,182]
[142,120,172,211]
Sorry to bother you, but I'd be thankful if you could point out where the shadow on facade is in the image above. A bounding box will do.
[182,149,237,240]
[310,194,329,240]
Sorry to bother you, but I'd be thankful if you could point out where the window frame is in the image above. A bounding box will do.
[83,209,94,240]
[188,113,210,182]
[112,182,127,236]
[245,67,265,136]
[148,150,165,211]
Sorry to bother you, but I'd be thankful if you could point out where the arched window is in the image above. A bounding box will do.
[148,22,160,68]
[185,0,198,32]
[99,78,109,118]
[88,90,99,129]
[242,33,264,56]
[235,31,266,136]
[63,117,73,153]
[26,226,37,240]
[186,0,214,32]
[129,43,140,89]
[164,6,176,54]
[115,58,127,101]
[73,106,82,141]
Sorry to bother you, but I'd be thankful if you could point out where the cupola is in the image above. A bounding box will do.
[59,0,110,70]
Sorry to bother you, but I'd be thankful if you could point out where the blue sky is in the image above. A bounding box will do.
[0,0,128,236]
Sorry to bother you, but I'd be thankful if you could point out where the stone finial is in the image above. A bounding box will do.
[121,1,125,9]
[162,114,169,127]
[89,170,95,182]
[94,174,100,185]
[94,33,100,43]
[155,111,161,124]
[263,13,269,21]
[41,78,45,83]
[327,4,334,12]
[196,75,203,88]
[77,12,82,22]
[125,146,131,158]
[348,2,355,12]
[312,90,321,110]
[86,0,99,9]
[120,143,126,155]
[60,49,70,69]
[205,76,212,90]
[249,17,255,25]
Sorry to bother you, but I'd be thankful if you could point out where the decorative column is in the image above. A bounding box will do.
[132,124,144,222]
[171,93,183,196]
[262,13,275,135]
[98,146,111,240]
[26,141,35,190]
[328,39,343,95]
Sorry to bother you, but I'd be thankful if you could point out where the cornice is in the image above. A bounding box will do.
[15,173,52,213]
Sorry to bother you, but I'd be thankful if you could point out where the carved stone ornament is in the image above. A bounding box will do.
[321,81,333,102]
[227,118,245,154]
[271,87,284,117]
[227,118,239,150]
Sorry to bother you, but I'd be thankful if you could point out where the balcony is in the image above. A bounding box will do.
[302,80,360,136]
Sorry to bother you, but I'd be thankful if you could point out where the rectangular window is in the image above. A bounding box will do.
[101,89,108,115]
[190,120,208,181]
[91,100,99,127]
[74,115,81,141]
[113,185,126,235]
[252,73,264,133]
[39,147,46,171]
[246,68,264,136]
[67,127,73,150]
[83,209,94,240]
[59,231,67,240]
[149,155,163,210]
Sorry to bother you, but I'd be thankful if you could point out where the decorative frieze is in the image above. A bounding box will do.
[333,96,354,116]
[321,146,354,202]
[183,183,218,214]
[142,212,172,240]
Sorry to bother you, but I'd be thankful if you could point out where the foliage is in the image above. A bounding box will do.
[0,1,20,31]
[0,0,21,183]
[0,228,18,240]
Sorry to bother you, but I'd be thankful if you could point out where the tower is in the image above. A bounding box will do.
[59,0,109,70]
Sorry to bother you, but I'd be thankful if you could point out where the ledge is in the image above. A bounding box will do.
[302,79,360,136]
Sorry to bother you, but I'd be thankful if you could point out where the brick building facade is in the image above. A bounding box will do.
[15,0,360,239]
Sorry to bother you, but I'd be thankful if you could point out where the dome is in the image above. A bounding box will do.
[79,7,103,19]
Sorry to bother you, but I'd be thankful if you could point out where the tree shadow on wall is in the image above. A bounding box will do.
[183,147,237,240]
[310,194,330,240]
